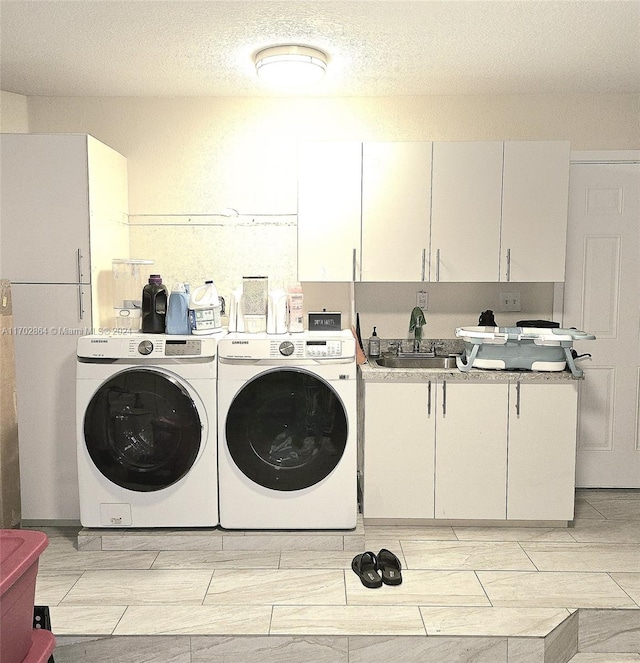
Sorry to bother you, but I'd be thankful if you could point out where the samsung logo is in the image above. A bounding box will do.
[231,340,249,345]
[90,339,108,343]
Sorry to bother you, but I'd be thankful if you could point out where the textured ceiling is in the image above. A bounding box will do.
[1,0,639,97]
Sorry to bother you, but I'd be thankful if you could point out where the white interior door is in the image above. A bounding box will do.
[564,155,640,487]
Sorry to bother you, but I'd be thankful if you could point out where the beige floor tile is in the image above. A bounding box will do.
[49,605,127,635]
[575,499,608,520]
[577,489,640,501]
[39,540,159,571]
[402,540,536,570]
[152,549,280,569]
[60,569,213,605]
[364,525,457,540]
[222,534,346,551]
[521,543,640,572]
[420,606,570,636]
[113,604,273,635]
[568,655,640,662]
[584,498,640,521]
[569,520,640,544]
[346,569,490,606]
[478,571,638,608]
[271,605,426,636]
[35,571,83,606]
[453,526,575,542]
[203,569,346,605]
[610,572,640,606]
[101,533,224,551]
[279,550,360,569]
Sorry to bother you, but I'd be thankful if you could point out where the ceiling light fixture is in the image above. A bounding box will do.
[255,45,327,86]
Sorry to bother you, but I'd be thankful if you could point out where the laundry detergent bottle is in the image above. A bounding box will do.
[189,280,222,335]
[166,282,191,335]
[141,274,168,334]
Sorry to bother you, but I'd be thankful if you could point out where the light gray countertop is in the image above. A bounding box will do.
[359,360,582,383]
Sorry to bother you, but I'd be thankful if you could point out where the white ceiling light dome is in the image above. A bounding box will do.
[255,45,327,86]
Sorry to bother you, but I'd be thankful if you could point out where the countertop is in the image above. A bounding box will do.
[359,359,582,383]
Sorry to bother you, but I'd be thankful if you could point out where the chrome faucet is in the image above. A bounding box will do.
[409,306,426,353]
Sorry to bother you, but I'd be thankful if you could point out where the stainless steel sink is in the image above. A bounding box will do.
[374,355,459,369]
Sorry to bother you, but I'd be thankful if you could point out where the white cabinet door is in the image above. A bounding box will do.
[435,381,509,519]
[297,142,362,281]
[430,142,503,282]
[507,382,578,520]
[361,142,432,282]
[363,381,435,519]
[1,134,92,284]
[11,283,91,521]
[501,141,570,282]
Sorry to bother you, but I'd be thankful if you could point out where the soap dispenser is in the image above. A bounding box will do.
[368,327,380,358]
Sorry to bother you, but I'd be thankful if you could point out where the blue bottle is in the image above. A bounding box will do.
[166,282,191,335]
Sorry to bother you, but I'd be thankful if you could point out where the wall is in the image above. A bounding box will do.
[0,91,29,133]
[23,92,640,339]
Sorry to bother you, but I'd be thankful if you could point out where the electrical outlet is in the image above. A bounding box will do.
[500,292,521,312]
[416,290,428,310]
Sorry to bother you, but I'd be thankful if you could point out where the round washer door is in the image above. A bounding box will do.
[225,368,348,491]
[83,368,203,492]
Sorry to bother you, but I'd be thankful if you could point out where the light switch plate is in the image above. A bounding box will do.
[500,292,521,312]
[416,290,428,310]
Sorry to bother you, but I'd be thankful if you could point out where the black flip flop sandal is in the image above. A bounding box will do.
[377,548,403,585]
[351,551,382,588]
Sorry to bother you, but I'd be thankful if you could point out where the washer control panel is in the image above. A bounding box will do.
[132,338,203,356]
[270,339,343,359]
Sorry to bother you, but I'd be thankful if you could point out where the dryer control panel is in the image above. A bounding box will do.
[219,331,355,362]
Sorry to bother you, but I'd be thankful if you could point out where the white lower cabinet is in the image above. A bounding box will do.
[363,381,435,519]
[363,377,578,522]
[507,382,578,520]
[434,382,508,519]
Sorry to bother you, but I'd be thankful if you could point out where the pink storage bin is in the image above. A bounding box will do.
[0,529,49,663]
[22,628,56,663]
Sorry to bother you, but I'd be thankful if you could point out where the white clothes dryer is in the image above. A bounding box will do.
[217,331,357,530]
[76,333,221,528]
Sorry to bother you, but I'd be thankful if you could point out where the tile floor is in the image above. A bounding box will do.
[28,489,640,660]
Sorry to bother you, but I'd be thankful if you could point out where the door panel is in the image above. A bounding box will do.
[225,368,348,491]
[430,142,503,282]
[434,381,508,519]
[564,160,640,486]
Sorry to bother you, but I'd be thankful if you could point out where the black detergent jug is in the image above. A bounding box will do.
[141,274,168,333]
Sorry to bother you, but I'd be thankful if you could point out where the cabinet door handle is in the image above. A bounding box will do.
[506,248,511,282]
[76,248,84,283]
[515,380,521,416]
[442,379,447,416]
[421,248,426,281]
[427,380,432,416]
[78,285,85,321]
[436,248,441,282]
[352,248,357,282]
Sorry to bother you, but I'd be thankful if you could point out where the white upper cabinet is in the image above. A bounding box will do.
[1,134,93,283]
[297,141,362,281]
[297,140,570,283]
[501,141,570,282]
[430,142,504,282]
[361,142,432,281]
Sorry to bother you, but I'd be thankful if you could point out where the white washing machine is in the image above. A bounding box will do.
[217,331,357,530]
[76,333,221,528]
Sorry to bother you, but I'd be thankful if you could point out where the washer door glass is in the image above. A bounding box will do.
[84,369,202,492]
[225,368,348,491]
